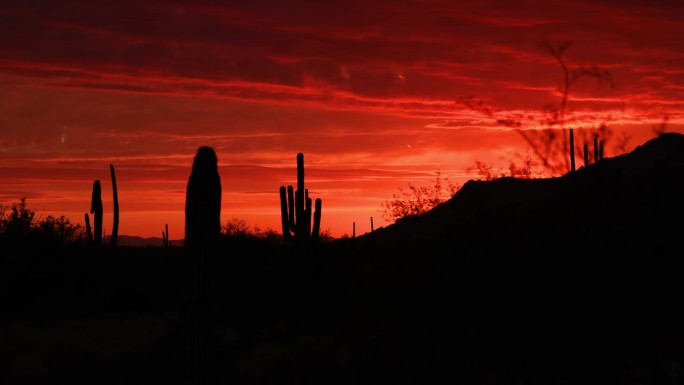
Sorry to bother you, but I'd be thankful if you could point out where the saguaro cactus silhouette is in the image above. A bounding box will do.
[569,128,576,172]
[109,164,119,247]
[90,180,103,247]
[180,147,221,385]
[185,146,222,250]
[162,223,169,247]
[84,213,92,244]
[279,153,322,244]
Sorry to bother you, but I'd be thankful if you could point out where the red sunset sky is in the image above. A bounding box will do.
[1,0,683,239]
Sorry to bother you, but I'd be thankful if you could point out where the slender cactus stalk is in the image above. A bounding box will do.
[279,187,293,243]
[312,198,322,241]
[110,164,119,248]
[569,128,575,172]
[593,136,599,163]
[162,223,169,247]
[90,180,103,247]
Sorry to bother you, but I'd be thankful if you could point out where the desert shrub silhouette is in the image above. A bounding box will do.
[379,170,460,223]
[0,197,83,248]
[184,146,222,251]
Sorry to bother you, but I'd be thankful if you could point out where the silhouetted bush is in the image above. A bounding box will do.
[380,170,460,222]
[0,197,84,248]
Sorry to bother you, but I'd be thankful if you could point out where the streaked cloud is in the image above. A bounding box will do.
[1,0,683,237]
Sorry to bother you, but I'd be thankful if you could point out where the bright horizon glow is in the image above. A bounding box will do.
[1,1,683,239]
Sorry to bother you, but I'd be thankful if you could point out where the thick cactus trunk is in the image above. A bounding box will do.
[109,164,119,247]
[90,180,103,247]
[184,146,222,251]
[179,147,221,385]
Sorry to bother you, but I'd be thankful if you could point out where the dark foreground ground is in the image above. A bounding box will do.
[2,234,684,385]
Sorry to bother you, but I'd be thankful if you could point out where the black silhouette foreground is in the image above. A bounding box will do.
[1,133,684,384]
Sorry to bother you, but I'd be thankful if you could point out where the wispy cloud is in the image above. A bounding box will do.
[1,0,683,237]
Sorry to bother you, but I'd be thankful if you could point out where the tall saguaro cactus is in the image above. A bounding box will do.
[90,180,103,247]
[279,153,322,244]
[109,164,119,247]
[569,128,576,172]
[185,146,222,250]
[180,147,221,385]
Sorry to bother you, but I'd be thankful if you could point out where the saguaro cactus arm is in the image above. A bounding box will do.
[279,186,293,242]
[84,213,92,243]
[90,180,103,246]
[287,185,295,232]
[312,198,322,241]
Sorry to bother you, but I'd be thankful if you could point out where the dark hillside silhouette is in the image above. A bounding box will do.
[352,132,684,254]
[327,132,684,384]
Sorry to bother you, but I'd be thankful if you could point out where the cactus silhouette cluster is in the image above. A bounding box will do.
[279,153,322,244]
[569,128,604,171]
[85,164,120,248]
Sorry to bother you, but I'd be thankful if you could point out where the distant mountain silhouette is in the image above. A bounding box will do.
[104,235,184,247]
